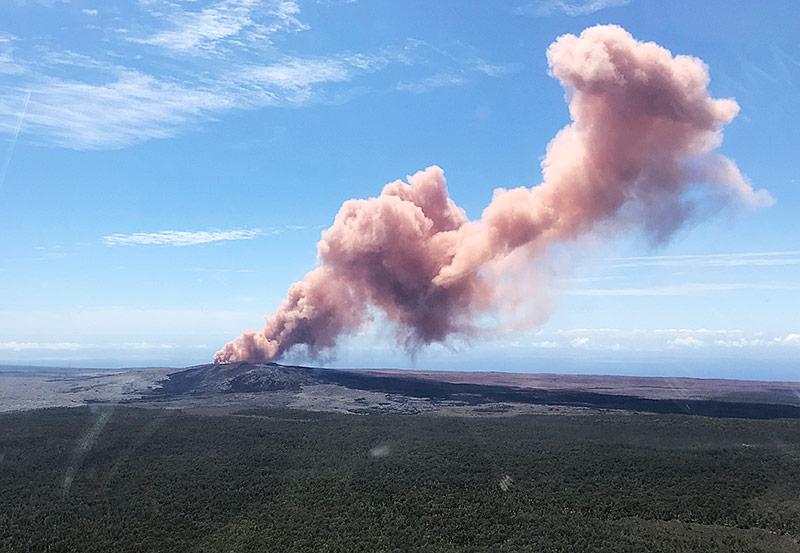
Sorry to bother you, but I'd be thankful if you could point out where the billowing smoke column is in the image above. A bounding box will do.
[214,25,772,364]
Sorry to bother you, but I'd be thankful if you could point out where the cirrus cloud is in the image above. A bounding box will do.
[0,1,516,149]
[515,0,632,17]
[102,228,264,247]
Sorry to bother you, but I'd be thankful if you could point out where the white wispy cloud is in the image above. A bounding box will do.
[0,54,382,148]
[515,0,633,16]
[102,224,314,246]
[0,2,519,148]
[0,307,262,337]
[503,337,627,350]
[0,341,178,351]
[0,34,25,76]
[611,250,800,269]
[713,337,766,348]
[39,49,108,69]
[130,0,307,54]
[473,60,522,77]
[567,282,800,296]
[241,58,351,88]
[532,340,559,348]
[650,328,746,336]
[235,54,386,104]
[12,0,68,5]
[395,55,519,95]
[555,328,618,335]
[522,328,800,353]
[669,336,705,348]
[3,70,227,149]
[103,228,263,247]
[396,73,466,94]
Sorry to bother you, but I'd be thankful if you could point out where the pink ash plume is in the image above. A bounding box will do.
[214,25,772,364]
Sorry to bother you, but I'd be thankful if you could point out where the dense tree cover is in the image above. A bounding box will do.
[1,407,798,552]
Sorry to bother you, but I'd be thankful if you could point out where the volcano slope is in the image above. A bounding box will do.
[137,362,800,419]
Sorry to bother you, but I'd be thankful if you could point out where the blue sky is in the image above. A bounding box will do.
[0,0,798,379]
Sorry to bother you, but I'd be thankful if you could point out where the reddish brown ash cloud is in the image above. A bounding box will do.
[214,25,772,364]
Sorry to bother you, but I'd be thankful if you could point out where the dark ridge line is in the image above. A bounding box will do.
[306,367,800,420]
